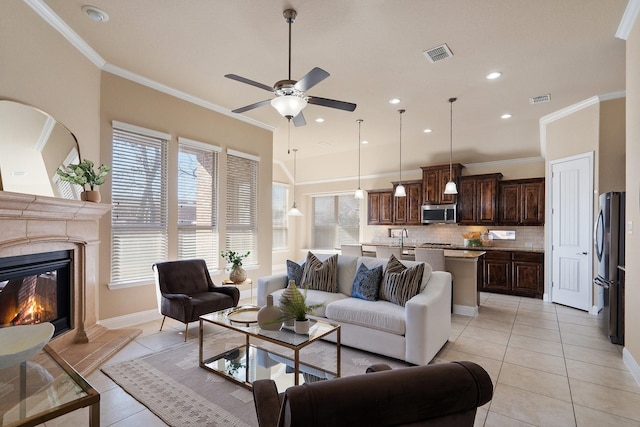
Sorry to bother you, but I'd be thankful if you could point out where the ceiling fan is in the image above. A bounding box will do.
[225,9,357,127]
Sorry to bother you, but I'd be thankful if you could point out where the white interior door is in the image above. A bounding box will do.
[550,153,593,310]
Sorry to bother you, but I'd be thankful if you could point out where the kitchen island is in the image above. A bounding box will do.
[361,243,485,315]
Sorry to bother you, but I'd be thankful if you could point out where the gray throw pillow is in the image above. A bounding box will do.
[286,259,305,286]
[379,254,424,306]
[351,263,383,301]
[300,252,338,292]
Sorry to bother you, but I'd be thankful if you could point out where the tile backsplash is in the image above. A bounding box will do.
[364,224,544,250]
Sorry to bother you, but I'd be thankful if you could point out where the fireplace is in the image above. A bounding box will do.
[0,250,72,337]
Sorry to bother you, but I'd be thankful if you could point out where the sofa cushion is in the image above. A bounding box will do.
[271,288,347,318]
[286,259,305,286]
[301,252,338,292]
[380,255,424,307]
[325,298,406,335]
[351,264,383,301]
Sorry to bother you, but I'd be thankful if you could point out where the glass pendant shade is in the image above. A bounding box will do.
[287,202,303,216]
[354,188,364,199]
[394,184,406,197]
[443,180,458,194]
[271,95,307,118]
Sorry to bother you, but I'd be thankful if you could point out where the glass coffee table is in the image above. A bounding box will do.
[0,345,99,427]
[199,307,340,391]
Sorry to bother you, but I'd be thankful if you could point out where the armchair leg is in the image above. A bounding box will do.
[184,323,188,341]
[160,316,166,331]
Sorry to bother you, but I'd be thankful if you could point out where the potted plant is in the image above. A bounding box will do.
[56,159,110,202]
[221,250,250,284]
[279,281,323,334]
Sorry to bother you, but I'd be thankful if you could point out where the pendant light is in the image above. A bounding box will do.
[354,119,364,199]
[394,109,406,197]
[287,148,303,216]
[443,98,458,195]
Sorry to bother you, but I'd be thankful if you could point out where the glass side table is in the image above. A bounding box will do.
[0,345,99,427]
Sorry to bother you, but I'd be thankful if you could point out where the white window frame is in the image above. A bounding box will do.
[177,137,221,269]
[272,182,289,251]
[311,192,360,250]
[110,121,169,287]
[225,149,259,268]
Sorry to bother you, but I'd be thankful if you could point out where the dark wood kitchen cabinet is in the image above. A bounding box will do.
[367,189,393,225]
[421,163,463,205]
[481,250,544,298]
[392,180,422,225]
[457,173,502,225]
[498,178,545,225]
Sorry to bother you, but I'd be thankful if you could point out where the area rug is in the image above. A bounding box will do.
[102,324,411,427]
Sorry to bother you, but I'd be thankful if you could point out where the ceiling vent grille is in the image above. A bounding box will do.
[423,44,454,63]
[529,94,551,104]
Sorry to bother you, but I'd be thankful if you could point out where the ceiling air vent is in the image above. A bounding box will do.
[529,94,551,104]
[423,44,454,63]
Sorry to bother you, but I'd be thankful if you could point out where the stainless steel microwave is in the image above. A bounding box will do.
[421,204,457,224]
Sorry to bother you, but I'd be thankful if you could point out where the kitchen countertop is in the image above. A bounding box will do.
[361,242,543,253]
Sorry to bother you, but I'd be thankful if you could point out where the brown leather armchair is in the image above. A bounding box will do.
[153,259,240,341]
[253,361,493,427]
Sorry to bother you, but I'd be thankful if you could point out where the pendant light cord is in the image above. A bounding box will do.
[357,119,363,188]
[398,109,405,184]
[448,98,457,180]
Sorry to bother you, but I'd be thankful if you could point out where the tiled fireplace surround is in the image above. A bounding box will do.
[0,191,139,374]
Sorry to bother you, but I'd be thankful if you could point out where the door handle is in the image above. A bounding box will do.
[576,252,588,255]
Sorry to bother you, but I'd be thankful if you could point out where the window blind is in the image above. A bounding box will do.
[311,194,360,249]
[272,183,288,250]
[177,138,219,268]
[111,125,168,284]
[225,151,258,267]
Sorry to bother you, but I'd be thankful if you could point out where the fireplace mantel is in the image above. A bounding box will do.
[0,191,111,347]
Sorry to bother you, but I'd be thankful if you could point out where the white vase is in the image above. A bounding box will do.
[294,318,310,334]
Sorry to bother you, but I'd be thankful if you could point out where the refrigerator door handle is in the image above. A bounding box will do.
[594,209,604,261]
[594,276,609,289]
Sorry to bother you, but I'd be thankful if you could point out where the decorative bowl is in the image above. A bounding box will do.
[0,323,55,369]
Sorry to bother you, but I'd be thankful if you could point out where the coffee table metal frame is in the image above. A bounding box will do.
[1,345,99,427]
[199,307,341,390]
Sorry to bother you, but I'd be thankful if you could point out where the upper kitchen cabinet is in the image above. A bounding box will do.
[421,163,463,205]
[457,173,503,225]
[391,180,422,225]
[367,189,393,225]
[498,178,545,225]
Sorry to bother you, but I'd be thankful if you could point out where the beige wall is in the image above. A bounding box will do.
[625,15,640,370]
[599,98,627,193]
[98,73,273,320]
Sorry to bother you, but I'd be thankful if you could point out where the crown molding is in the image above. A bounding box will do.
[616,0,640,40]
[23,0,106,68]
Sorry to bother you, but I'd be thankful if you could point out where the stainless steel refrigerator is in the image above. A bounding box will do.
[594,191,625,344]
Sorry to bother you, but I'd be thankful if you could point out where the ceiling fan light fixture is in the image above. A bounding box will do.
[271,95,307,118]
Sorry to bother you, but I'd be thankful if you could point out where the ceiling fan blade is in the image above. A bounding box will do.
[294,67,330,92]
[307,96,357,112]
[232,99,272,114]
[225,74,274,92]
[292,111,306,127]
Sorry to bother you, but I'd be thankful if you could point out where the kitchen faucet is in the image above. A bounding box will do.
[400,228,408,254]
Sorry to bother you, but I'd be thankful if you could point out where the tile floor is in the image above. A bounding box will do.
[44,291,640,426]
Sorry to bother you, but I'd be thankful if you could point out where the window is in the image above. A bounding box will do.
[226,150,259,266]
[111,122,169,285]
[312,194,360,249]
[177,137,220,268]
[52,148,81,199]
[272,183,288,250]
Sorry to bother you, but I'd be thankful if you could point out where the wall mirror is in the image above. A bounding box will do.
[0,99,82,199]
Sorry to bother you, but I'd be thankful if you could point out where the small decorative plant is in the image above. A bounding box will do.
[279,282,323,322]
[56,159,110,191]
[462,231,482,247]
[220,250,250,269]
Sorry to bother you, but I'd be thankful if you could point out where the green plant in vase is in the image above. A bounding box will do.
[56,159,110,202]
[221,250,250,283]
[279,282,323,334]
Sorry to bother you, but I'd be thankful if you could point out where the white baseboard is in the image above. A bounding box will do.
[543,292,550,302]
[453,304,478,317]
[624,348,640,387]
[589,305,600,316]
[98,309,161,330]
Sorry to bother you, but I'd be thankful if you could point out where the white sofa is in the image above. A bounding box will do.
[257,253,452,365]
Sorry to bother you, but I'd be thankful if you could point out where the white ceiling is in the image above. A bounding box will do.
[40,0,627,181]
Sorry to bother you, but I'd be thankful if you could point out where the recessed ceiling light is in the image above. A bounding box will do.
[423,129,432,133]
[486,71,502,80]
[315,118,324,123]
[501,113,512,119]
[82,5,109,22]
[362,140,369,145]
[389,98,401,104]
[317,141,331,147]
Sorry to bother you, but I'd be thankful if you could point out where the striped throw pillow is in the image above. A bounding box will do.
[380,254,425,306]
[300,252,338,292]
